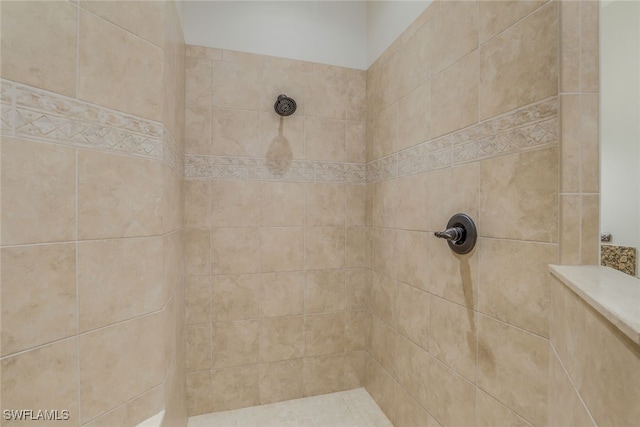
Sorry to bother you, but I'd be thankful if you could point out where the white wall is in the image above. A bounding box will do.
[183,1,367,69]
[183,1,431,70]
[366,0,430,67]
[600,0,640,276]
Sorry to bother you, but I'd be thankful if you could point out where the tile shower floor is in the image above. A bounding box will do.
[187,388,393,427]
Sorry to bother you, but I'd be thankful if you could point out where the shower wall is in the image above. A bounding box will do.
[0,2,187,426]
[364,1,561,425]
[183,47,369,415]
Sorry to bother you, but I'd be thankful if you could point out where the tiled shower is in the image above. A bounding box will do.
[2,1,639,427]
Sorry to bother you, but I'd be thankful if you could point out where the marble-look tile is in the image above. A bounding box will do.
[395,334,429,409]
[305,183,346,226]
[212,61,260,110]
[396,282,429,351]
[259,359,304,404]
[305,116,346,162]
[211,274,260,321]
[186,371,213,416]
[1,244,76,356]
[478,0,546,44]
[210,227,260,274]
[211,179,260,227]
[304,312,345,356]
[346,269,371,311]
[260,316,304,363]
[396,230,430,291]
[212,320,259,369]
[547,350,595,427]
[212,365,260,412]
[260,181,305,227]
[260,272,305,317]
[371,272,397,328]
[260,227,304,272]
[305,269,346,314]
[185,276,211,325]
[371,316,396,376]
[429,0,478,76]
[305,227,345,270]
[211,108,260,157]
[303,354,345,396]
[427,356,476,427]
[476,389,533,427]
[186,323,211,372]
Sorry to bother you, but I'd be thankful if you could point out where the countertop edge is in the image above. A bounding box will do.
[549,265,640,346]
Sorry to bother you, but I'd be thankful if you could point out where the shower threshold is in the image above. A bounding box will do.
[187,388,393,427]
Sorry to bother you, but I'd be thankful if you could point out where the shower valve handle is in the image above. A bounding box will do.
[435,227,464,243]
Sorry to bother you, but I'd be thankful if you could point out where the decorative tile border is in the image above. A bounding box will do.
[185,155,367,184]
[0,79,182,172]
[367,97,559,182]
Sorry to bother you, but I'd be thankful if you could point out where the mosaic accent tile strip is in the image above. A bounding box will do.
[185,155,367,184]
[0,79,182,172]
[187,388,393,427]
[368,96,559,182]
[601,244,637,277]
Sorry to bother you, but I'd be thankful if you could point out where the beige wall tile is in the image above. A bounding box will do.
[559,195,581,265]
[78,150,162,239]
[347,71,367,122]
[560,94,582,193]
[479,239,557,337]
[373,179,397,228]
[260,227,304,272]
[1,1,77,97]
[346,310,370,352]
[185,228,210,276]
[548,350,596,427]
[260,181,305,227]
[395,335,429,409]
[549,280,580,379]
[260,113,305,160]
[429,295,477,382]
[1,339,78,427]
[375,53,400,113]
[346,269,371,310]
[371,316,396,376]
[305,227,345,270]
[211,181,259,227]
[260,272,305,317]
[346,121,367,164]
[479,148,558,243]
[185,106,212,155]
[373,103,398,160]
[78,237,165,332]
[79,11,163,121]
[1,244,76,356]
[211,227,260,274]
[185,180,210,228]
[259,359,304,404]
[581,94,599,194]
[186,371,213,416]
[431,50,479,138]
[476,389,533,427]
[186,276,211,325]
[211,274,260,321]
[581,1,599,93]
[1,138,76,245]
[83,384,164,427]
[479,2,558,119]
[580,195,599,265]
[186,56,213,109]
[80,312,167,422]
[346,227,371,268]
[367,359,397,423]
[397,282,429,351]
[305,183,346,226]
[305,117,346,162]
[212,61,260,110]
[427,356,476,427]
[347,184,367,226]
[394,386,433,427]
[396,172,430,231]
[427,162,479,232]
[304,312,345,356]
[372,227,396,278]
[212,365,260,412]
[397,84,431,149]
[211,109,260,157]
[305,72,347,119]
[304,354,345,396]
[305,269,346,314]
[372,272,397,328]
[212,320,259,369]
[260,316,304,362]
[396,230,430,291]
[428,238,479,309]
[478,1,546,44]
[260,67,307,115]
[81,0,164,47]
[430,0,478,76]
[345,351,367,389]
[186,323,212,372]
[559,0,581,94]
[477,315,548,426]
[396,23,431,98]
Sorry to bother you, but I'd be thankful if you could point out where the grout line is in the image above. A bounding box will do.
[75,146,82,424]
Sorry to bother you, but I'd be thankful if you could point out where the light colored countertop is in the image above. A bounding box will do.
[549,265,640,345]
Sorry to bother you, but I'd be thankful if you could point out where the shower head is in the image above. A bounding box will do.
[274,94,297,117]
